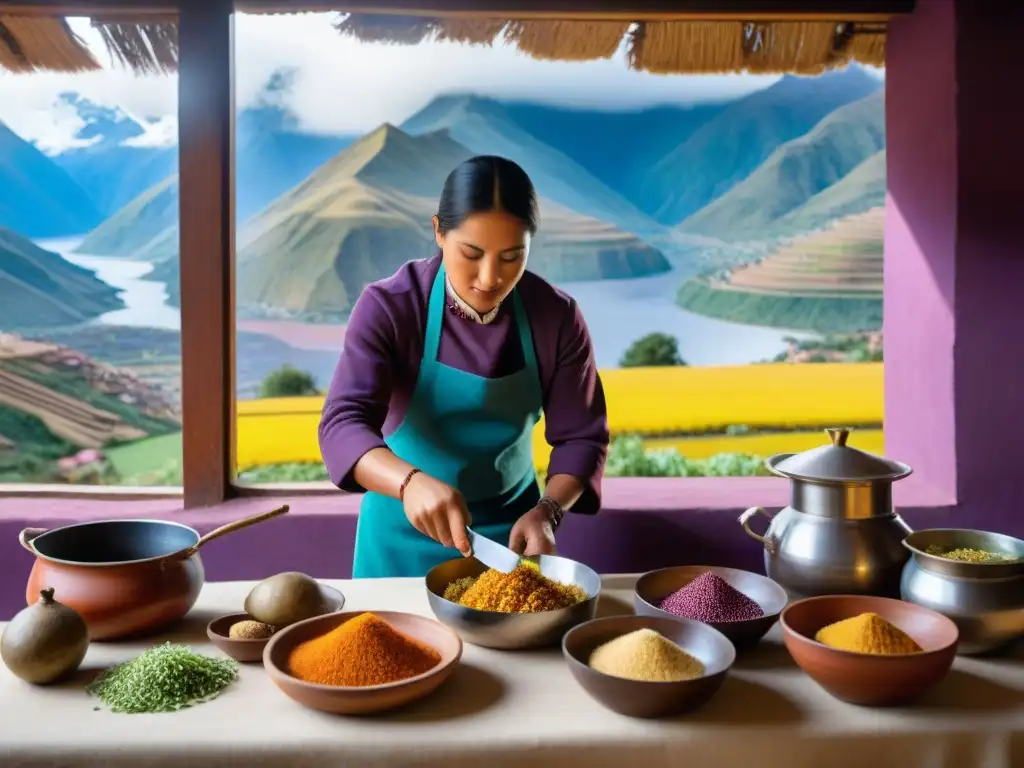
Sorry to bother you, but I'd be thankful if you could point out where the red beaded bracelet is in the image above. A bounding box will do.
[399,468,421,501]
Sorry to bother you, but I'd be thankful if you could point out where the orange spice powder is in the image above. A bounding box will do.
[286,613,441,687]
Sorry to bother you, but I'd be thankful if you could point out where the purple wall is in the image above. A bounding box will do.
[1,0,1020,621]
[884,0,958,501]
[949,5,1024,531]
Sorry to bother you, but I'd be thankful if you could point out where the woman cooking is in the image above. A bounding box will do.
[319,155,609,578]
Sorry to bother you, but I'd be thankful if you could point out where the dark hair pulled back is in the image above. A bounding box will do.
[436,156,539,236]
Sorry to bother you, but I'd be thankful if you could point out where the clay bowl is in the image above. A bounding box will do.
[425,555,601,649]
[780,595,959,706]
[263,610,462,715]
[634,566,788,650]
[562,614,735,718]
[207,584,346,662]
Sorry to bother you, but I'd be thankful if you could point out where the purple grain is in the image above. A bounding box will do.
[658,572,764,623]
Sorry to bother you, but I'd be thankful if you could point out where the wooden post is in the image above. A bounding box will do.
[177,0,236,507]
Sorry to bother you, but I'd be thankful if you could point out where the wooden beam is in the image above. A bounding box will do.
[0,0,914,20]
[0,1,177,15]
[177,0,235,508]
[240,0,913,20]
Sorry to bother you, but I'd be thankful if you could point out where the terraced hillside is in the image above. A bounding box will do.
[676,208,883,333]
[0,333,180,482]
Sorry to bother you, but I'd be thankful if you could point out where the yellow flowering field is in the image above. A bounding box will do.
[598,362,882,435]
[235,362,884,471]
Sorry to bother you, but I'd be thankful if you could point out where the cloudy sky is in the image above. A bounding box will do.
[0,13,787,153]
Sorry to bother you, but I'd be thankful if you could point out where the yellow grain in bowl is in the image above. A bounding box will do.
[443,565,586,613]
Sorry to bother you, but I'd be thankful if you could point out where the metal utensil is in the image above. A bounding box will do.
[738,427,913,599]
[466,528,520,573]
[900,528,1024,655]
[425,554,601,649]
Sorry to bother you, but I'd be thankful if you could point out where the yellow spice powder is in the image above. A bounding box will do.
[815,612,922,655]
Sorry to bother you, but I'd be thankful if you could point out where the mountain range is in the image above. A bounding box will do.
[1,65,886,330]
[235,123,670,319]
[0,122,102,238]
[74,72,355,260]
[680,89,885,239]
[0,227,123,329]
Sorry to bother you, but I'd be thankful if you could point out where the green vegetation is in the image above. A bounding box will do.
[106,432,182,478]
[0,405,74,458]
[0,406,78,482]
[620,333,687,368]
[605,435,769,478]
[238,463,330,483]
[47,442,777,486]
[259,365,319,398]
[677,279,883,334]
[770,334,883,363]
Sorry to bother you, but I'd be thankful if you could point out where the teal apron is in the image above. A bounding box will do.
[352,264,543,578]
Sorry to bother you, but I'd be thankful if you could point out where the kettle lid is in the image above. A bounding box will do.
[767,428,912,483]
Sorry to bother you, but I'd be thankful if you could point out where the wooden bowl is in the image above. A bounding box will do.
[207,613,273,662]
[634,566,788,650]
[780,595,959,706]
[263,610,463,715]
[562,614,735,718]
[207,584,346,663]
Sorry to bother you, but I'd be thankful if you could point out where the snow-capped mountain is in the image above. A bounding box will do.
[50,93,178,216]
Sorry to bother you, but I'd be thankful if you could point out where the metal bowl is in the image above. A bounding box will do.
[424,555,601,649]
[562,614,735,718]
[901,529,1024,655]
[634,565,788,650]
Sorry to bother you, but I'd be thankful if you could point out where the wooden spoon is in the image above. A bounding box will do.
[169,504,290,560]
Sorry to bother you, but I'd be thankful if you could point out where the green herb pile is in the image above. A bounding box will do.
[88,643,238,714]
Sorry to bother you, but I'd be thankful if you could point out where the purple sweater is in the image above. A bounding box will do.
[318,254,609,514]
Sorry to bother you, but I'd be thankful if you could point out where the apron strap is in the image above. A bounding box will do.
[420,262,447,389]
[512,289,540,384]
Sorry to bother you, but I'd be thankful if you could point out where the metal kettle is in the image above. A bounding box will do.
[739,428,913,599]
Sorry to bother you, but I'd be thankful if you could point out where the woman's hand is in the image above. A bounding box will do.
[508,506,557,557]
[402,473,473,556]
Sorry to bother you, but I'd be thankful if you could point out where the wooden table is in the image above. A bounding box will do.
[1,575,1022,767]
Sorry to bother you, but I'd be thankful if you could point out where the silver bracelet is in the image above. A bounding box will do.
[537,496,564,531]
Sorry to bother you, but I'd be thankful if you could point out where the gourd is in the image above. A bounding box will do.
[1,588,89,684]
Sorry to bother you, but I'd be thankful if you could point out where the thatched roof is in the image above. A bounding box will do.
[0,13,886,76]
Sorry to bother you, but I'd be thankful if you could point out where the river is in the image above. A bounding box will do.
[45,239,803,367]
[52,240,181,332]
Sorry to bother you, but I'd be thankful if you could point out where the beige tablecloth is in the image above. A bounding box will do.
[1,575,1022,768]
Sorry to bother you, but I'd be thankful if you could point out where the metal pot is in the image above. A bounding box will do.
[19,505,288,640]
[901,528,1024,655]
[739,428,913,599]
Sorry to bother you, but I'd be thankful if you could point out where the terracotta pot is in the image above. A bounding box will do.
[19,505,289,641]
